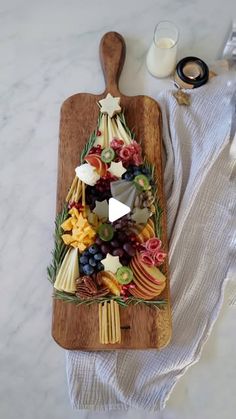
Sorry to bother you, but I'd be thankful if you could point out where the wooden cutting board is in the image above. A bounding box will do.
[52,31,172,350]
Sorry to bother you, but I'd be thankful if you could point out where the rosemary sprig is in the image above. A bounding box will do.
[80,112,102,163]
[143,159,163,238]
[143,157,155,180]
[118,112,136,140]
[47,205,69,284]
[54,290,166,310]
[80,131,96,163]
[154,199,163,238]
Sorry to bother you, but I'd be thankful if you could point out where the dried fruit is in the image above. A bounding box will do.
[98,271,121,296]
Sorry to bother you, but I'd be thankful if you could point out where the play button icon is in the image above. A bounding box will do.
[108,198,130,222]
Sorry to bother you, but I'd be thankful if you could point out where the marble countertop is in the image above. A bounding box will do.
[1,0,235,418]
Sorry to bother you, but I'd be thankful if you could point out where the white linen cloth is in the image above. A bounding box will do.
[66,73,236,411]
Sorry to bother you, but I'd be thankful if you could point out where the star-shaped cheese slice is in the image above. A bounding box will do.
[101,253,122,274]
[173,90,191,106]
[131,207,150,225]
[109,161,126,178]
[93,199,109,220]
[98,93,121,118]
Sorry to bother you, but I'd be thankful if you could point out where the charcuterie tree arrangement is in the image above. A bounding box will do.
[48,93,167,345]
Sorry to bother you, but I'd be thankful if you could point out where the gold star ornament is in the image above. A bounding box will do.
[98,93,121,118]
[173,89,191,106]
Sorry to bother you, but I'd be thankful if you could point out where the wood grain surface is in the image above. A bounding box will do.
[52,31,172,350]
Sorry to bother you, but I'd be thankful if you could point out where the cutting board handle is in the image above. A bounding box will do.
[99,31,126,95]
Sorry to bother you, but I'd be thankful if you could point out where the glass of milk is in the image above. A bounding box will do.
[146,21,179,78]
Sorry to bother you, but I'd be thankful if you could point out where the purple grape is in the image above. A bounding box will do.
[112,248,124,258]
[120,256,130,266]
[110,239,119,248]
[95,237,103,245]
[114,222,122,230]
[123,243,136,257]
[117,232,127,242]
[101,244,111,255]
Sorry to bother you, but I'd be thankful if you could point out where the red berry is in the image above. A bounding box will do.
[129,233,137,242]
[97,130,101,136]
[68,201,84,210]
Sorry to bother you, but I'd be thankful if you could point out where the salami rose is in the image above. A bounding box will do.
[119,146,133,161]
[110,138,124,151]
[154,250,167,265]
[145,237,162,253]
[139,251,155,266]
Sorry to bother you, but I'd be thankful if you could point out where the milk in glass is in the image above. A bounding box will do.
[146,22,179,78]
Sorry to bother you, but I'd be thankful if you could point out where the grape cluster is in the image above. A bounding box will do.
[112,214,134,231]
[86,176,117,209]
[97,232,137,265]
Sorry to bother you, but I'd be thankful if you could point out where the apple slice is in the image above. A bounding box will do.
[130,261,162,293]
[146,222,155,237]
[131,275,158,295]
[131,255,165,286]
[135,255,166,285]
[131,273,166,297]
[147,218,155,230]
[129,285,152,300]
[131,274,165,297]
